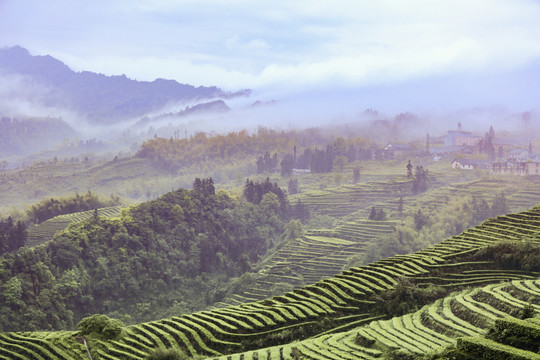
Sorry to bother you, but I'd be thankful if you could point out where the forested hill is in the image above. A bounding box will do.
[0,116,76,156]
[0,178,287,331]
[0,46,249,123]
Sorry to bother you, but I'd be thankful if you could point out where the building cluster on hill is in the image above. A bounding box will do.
[432,123,540,176]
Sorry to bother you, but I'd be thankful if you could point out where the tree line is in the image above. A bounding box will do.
[280,138,375,176]
[136,127,331,172]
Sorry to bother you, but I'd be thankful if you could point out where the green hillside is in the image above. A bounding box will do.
[215,175,540,308]
[1,205,539,359]
[218,279,539,359]
[0,180,287,332]
[214,219,397,307]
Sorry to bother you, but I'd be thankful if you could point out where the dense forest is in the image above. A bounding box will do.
[0,178,289,331]
[0,217,26,257]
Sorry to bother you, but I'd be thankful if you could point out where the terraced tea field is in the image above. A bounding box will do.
[2,206,540,359]
[217,176,540,308]
[25,206,126,247]
[215,219,398,307]
[292,180,412,218]
[293,175,540,220]
[217,279,540,359]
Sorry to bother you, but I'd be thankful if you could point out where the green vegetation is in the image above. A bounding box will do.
[27,190,122,224]
[77,314,124,340]
[2,204,540,358]
[0,217,26,256]
[3,126,540,359]
[0,178,287,331]
[474,240,540,272]
[220,279,540,360]
[25,205,125,247]
[146,347,189,360]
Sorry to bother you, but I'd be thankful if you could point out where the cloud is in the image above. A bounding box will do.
[1,0,540,109]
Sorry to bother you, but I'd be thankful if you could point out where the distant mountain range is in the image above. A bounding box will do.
[0,46,249,124]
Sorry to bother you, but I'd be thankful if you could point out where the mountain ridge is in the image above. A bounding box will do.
[0,46,250,123]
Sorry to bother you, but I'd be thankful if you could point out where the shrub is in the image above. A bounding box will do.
[77,314,124,340]
[372,278,448,317]
[457,336,540,360]
[146,348,188,360]
[474,241,540,271]
[519,303,536,320]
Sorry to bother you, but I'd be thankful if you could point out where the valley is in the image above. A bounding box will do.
[1,29,540,359]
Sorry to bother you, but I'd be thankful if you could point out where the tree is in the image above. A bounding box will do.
[353,167,361,184]
[77,314,124,340]
[291,200,309,223]
[414,209,428,230]
[473,198,491,222]
[369,206,385,220]
[397,197,404,214]
[280,154,294,176]
[490,192,508,217]
[243,178,288,216]
[369,206,377,220]
[0,218,26,255]
[192,177,215,198]
[406,160,413,179]
[426,133,430,154]
[288,178,299,195]
[376,208,386,221]
[282,220,303,241]
[333,155,348,172]
[412,166,428,193]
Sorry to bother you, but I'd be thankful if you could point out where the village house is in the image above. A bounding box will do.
[451,158,492,170]
[507,148,530,161]
[292,168,311,174]
[377,143,414,160]
[444,130,482,147]
[491,158,540,176]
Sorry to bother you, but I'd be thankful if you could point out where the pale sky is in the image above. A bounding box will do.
[1,0,540,108]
